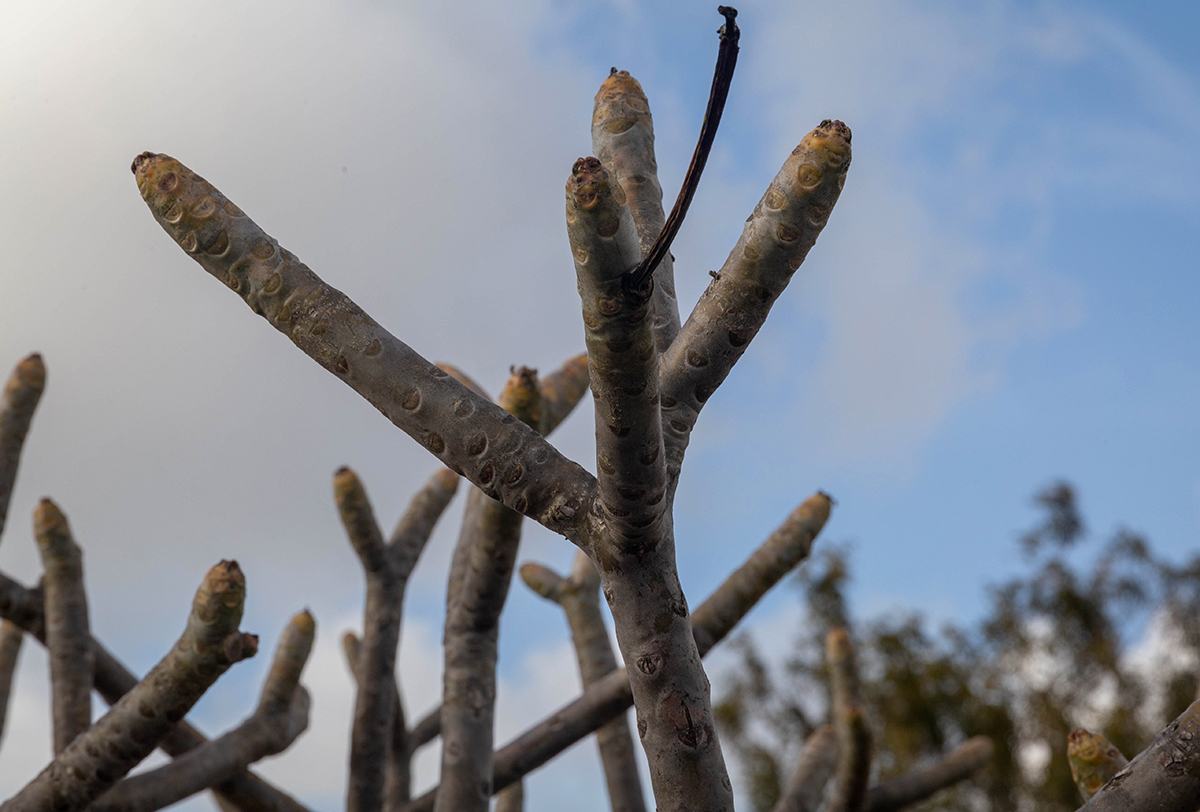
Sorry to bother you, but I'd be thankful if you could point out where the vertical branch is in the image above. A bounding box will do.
[493,782,524,812]
[592,71,680,353]
[437,369,541,812]
[521,550,647,812]
[0,354,45,540]
[825,629,871,812]
[32,499,92,753]
[4,561,257,812]
[337,469,400,812]
[0,620,22,746]
[536,352,589,435]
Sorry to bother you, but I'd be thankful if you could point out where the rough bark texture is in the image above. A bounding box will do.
[520,550,647,812]
[32,498,93,754]
[658,121,851,486]
[337,469,402,812]
[0,570,312,812]
[3,561,257,812]
[771,724,838,812]
[90,611,314,812]
[437,369,541,812]
[132,153,596,544]
[1078,699,1200,812]
[863,736,993,812]
[403,492,831,812]
[825,629,872,812]
[0,354,44,540]
[0,619,22,744]
[591,70,680,353]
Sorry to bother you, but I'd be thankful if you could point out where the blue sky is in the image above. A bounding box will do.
[0,1,1197,809]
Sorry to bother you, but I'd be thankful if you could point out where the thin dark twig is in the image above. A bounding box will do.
[624,6,740,297]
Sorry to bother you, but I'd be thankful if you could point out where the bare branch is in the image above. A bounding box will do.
[592,71,680,351]
[131,153,597,544]
[863,736,993,812]
[825,629,871,812]
[0,354,45,541]
[91,611,314,812]
[403,491,831,811]
[659,120,851,485]
[0,619,22,747]
[437,369,541,812]
[771,724,837,812]
[4,561,257,812]
[32,498,92,753]
[494,782,524,812]
[537,352,589,436]
[567,158,666,547]
[520,550,647,812]
[0,569,311,812]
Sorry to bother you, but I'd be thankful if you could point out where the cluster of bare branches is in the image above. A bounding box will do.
[2,7,1195,812]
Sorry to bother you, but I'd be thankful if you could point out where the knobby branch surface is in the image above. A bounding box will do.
[403,492,831,812]
[592,70,680,353]
[825,629,872,812]
[862,736,993,812]
[3,561,258,812]
[32,498,93,754]
[771,724,838,812]
[1067,728,1128,803]
[0,570,312,812]
[658,119,851,491]
[0,354,44,540]
[568,149,726,812]
[132,153,597,545]
[90,611,314,812]
[520,550,647,812]
[1077,699,1200,812]
[438,369,540,812]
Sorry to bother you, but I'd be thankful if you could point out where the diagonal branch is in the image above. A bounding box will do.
[131,153,596,544]
[863,736,993,812]
[402,491,831,812]
[659,120,851,488]
[0,570,312,812]
[0,354,45,542]
[3,561,258,812]
[90,611,314,812]
[771,724,837,812]
[0,619,22,748]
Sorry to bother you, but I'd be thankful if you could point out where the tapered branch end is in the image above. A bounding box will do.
[717,6,739,40]
[500,366,542,429]
[341,630,362,676]
[194,560,247,635]
[8,353,46,396]
[333,466,366,509]
[32,498,70,545]
[259,610,316,714]
[433,467,461,493]
[593,69,652,132]
[798,120,852,180]
[519,561,564,602]
[1068,727,1128,801]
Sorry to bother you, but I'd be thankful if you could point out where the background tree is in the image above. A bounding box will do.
[716,481,1200,811]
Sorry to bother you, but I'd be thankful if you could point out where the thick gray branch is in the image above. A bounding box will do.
[3,561,257,812]
[659,121,851,486]
[0,571,311,812]
[0,354,44,541]
[591,71,680,352]
[32,498,92,753]
[91,611,314,812]
[132,153,596,544]
[521,550,646,812]
[403,492,831,812]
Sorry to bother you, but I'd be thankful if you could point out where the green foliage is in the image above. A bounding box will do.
[715,482,1200,811]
